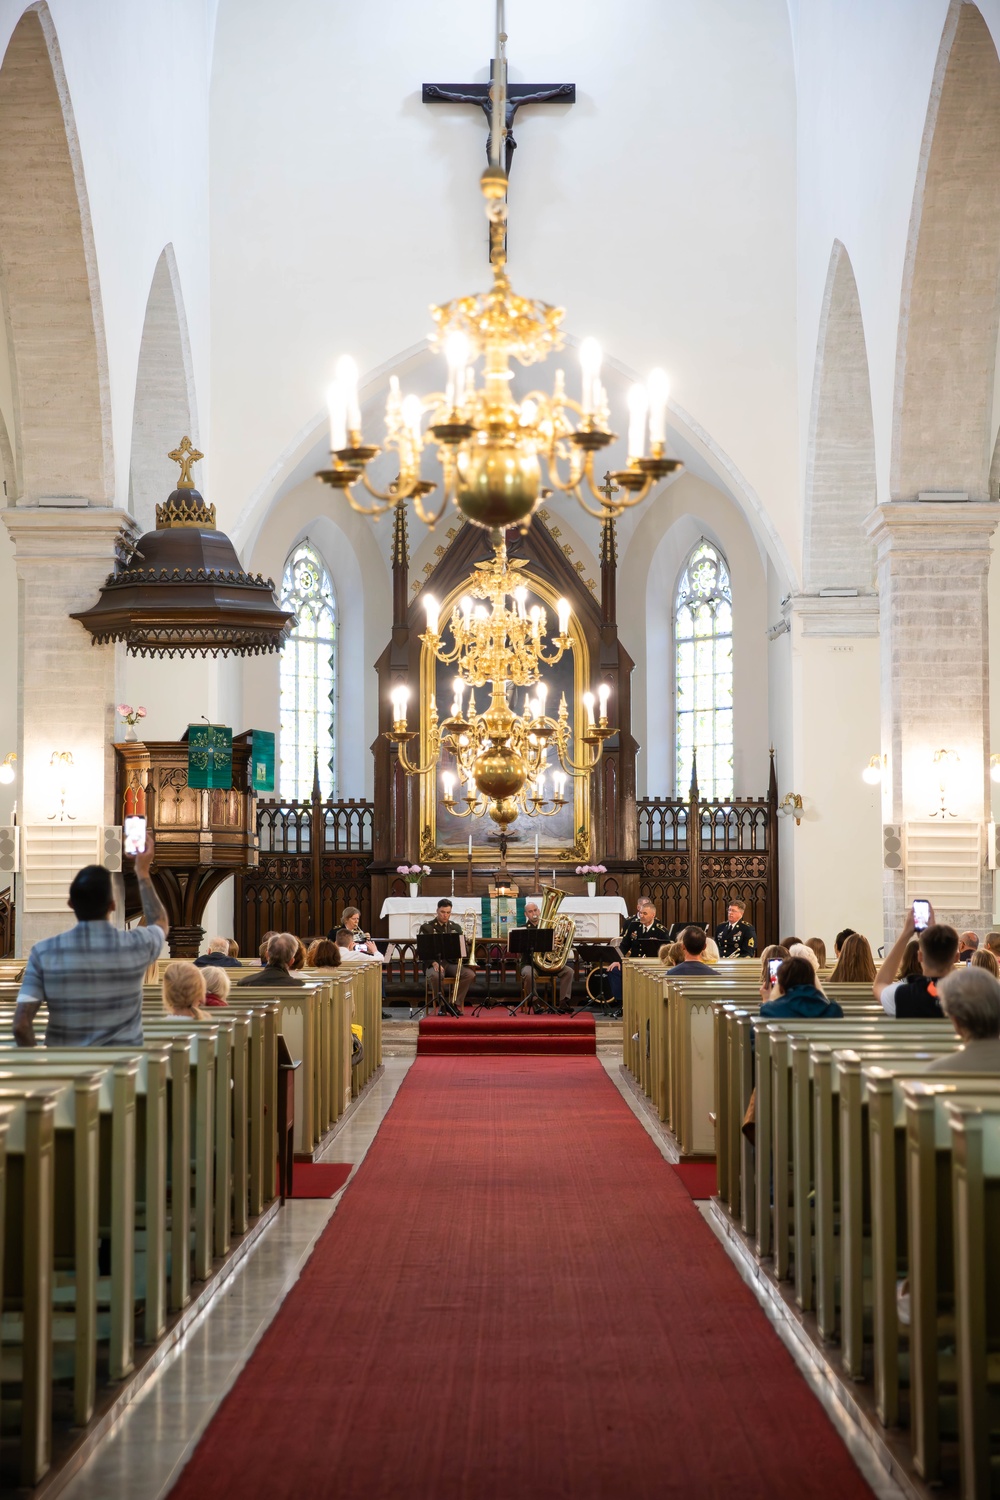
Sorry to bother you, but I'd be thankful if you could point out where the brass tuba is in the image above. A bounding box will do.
[533,884,576,972]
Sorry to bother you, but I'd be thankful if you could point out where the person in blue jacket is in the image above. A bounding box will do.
[759,955,843,1019]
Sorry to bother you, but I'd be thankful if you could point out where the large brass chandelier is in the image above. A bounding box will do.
[385,539,612,828]
[317,9,681,534]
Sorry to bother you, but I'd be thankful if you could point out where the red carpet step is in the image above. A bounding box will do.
[417,1014,596,1055]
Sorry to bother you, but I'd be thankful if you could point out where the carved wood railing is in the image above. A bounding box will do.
[0,886,13,957]
[636,755,779,946]
[234,796,375,954]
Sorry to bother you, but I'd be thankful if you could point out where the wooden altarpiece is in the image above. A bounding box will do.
[369,505,640,921]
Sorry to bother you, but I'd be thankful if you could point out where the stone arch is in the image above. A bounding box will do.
[0,3,112,503]
[892,1,1000,500]
[129,246,198,530]
[803,242,876,591]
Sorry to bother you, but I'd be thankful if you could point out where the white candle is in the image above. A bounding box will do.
[598,683,611,720]
[445,330,470,407]
[647,367,670,446]
[424,594,439,634]
[557,598,570,636]
[336,355,361,436]
[579,337,602,417]
[442,771,455,798]
[627,383,648,461]
[535,833,539,856]
[401,393,423,447]
[469,835,473,857]
[326,380,347,452]
[583,691,595,726]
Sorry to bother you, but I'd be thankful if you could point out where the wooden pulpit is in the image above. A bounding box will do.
[115,740,258,956]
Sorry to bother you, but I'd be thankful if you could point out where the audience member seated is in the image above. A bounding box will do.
[238,932,305,987]
[306,938,342,969]
[896,937,922,980]
[828,931,876,984]
[958,930,980,963]
[702,936,721,964]
[757,944,790,1005]
[804,936,827,968]
[200,965,231,1006]
[834,926,856,956]
[760,956,844,1019]
[926,965,1000,1072]
[780,935,801,949]
[163,960,209,1020]
[257,930,277,963]
[788,942,821,975]
[13,835,169,1048]
[228,938,240,959]
[194,935,242,970]
[972,948,1000,979]
[986,932,1000,960]
[290,938,307,971]
[667,926,716,975]
[874,905,957,1017]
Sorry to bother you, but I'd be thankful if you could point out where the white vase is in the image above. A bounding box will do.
[587,880,597,898]
[408,881,420,898]
[124,723,138,742]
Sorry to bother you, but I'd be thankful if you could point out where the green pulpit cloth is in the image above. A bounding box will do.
[248,730,275,792]
[187,723,233,789]
[479,894,527,939]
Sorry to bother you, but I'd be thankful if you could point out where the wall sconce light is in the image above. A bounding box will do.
[990,753,1000,784]
[47,750,76,823]
[862,754,885,786]
[778,792,804,826]
[930,747,960,819]
[0,752,15,785]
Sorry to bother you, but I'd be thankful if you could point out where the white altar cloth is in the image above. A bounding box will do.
[379,895,628,941]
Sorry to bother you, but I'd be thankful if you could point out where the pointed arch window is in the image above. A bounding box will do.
[279,541,336,800]
[675,540,733,801]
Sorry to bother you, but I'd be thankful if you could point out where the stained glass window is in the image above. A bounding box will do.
[279,541,336,800]
[675,540,733,801]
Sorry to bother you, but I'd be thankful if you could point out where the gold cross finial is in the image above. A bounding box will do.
[597,470,620,507]
[167,436,204,489]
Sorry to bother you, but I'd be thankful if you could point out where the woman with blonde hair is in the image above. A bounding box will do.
[758,944,790,1004]
[200,965,231,1007]
[703,936,721,964]
[828,931,876,984]
[163,960,209,1021]
[971,947,1000,979]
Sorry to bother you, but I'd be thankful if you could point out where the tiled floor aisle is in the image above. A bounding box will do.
[58,1059,413,1500]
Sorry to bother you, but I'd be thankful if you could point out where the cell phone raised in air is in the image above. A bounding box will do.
[911,899,931,932]
[124,816,147,857]
[768,958,781,982]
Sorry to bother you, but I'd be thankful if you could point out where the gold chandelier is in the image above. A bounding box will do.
[317,11,681,534]
[384,538,612,829]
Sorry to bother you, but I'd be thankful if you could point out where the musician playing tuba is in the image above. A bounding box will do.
[518,896,575,1008]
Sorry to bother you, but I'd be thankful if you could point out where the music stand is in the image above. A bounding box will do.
[508,926,554,1014]
[415,931,464,1017]
[575,942,621,1016]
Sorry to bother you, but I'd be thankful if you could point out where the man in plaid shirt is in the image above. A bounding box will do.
[13,833,170,1047]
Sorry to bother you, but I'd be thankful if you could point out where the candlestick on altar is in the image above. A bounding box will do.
[466,844,473,894]
[534,844,540,891]
[450,865,455,897]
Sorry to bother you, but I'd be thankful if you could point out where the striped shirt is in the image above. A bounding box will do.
[16,920,165,1046]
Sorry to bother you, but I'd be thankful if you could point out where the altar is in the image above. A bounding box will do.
[379,895,628,941]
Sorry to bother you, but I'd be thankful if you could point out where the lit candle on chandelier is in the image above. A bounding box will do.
[579,337,602,418]
[554,770,567,801]
[557,598,570,637]
[335,355,361,437]
[326,379,347,452]
[583,691,595,726]
[452,676,464,716]
[647,367,670,447]
[442,771,455,800]
[627,383,648,461]
[598,683,611,721]
[391,686,409,725]
[423,594,439,635]
[445,330,470,409]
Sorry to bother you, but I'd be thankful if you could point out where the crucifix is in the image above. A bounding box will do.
[422,72,575,178]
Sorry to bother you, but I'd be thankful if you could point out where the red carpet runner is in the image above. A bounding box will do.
[170,1058,872,1500]
[418,1013,596,1055]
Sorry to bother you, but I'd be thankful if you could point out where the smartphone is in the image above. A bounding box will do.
[912,899,931,932]
[768,958,781,983]
[124,816,147,857]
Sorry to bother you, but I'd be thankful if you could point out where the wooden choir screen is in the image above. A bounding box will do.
[637,778,778,947]
[234,797,374,954]
[0,886,12,957]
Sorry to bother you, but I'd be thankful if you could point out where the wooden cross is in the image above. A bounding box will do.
[423,69,575,177]
[168,436,204,489]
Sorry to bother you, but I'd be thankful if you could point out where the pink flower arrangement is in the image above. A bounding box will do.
[397,863,431,877]
[575,863,607,876]
[117,704,146,728]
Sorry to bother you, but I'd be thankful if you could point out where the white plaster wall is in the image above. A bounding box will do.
[209,0,798,569]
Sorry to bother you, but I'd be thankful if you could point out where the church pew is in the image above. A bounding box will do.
[902,1078,1000,1484]
[140,1022,216,1281]
[0,1085,58,1485]
[948,1100,1000,1500]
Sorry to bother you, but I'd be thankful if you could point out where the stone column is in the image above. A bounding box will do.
[3,506,132,952]
[864,502,1000,940]
[777,593,882,944]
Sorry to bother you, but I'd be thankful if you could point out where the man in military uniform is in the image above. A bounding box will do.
[419,898,474,1012]
[605,897,670,1014]
[517,901,574,1008]
[714,898,758,958]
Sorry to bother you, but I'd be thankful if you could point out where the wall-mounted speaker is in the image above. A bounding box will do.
[101,826,122,873]
[0,826,18,874]
[882,824,904,870]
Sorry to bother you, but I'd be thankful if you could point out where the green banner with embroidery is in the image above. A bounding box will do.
[187,724,233,790]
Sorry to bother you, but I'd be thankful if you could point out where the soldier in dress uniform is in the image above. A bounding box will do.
[714,898,758,958]
[605,898,670,1014]
[419,898,474,1010]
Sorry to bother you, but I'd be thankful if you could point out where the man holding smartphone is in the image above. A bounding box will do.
[873,900,958,1017]
[13,833,170,1047]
